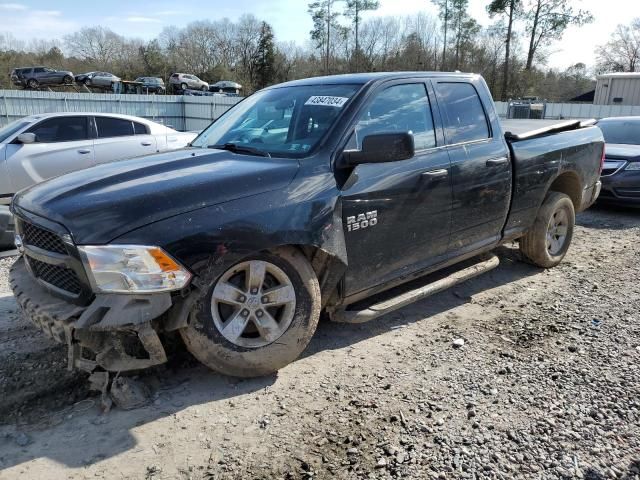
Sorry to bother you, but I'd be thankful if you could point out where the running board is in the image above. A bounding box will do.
[331,254,499,324]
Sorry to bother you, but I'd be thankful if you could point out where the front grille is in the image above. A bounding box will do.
[22,222,67,254]
[27,257,82,295]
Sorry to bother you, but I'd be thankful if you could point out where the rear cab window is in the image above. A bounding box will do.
[436,82,490,145]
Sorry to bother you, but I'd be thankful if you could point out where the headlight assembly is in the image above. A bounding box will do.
[625,162,640,171]
[78,245,191,293]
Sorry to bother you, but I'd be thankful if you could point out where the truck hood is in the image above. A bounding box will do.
[13,148,299,243]
[605,143,640,161]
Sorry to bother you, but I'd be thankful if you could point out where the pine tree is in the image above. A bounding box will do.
[255,22,276,89]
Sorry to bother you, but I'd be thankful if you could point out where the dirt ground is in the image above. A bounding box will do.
[0,204,638,480]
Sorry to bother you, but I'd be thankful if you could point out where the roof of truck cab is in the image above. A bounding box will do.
[269,71,479,89]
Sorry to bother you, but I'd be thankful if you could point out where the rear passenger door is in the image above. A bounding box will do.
[92,117,157,164]
[433,81,512,255]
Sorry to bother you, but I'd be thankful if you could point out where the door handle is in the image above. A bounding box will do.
[141,141,152,146]
[486,157,509,167]
[421,169,448,179]
[78,149,91,154]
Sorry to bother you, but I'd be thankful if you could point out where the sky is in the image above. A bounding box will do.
[1,0,639,71]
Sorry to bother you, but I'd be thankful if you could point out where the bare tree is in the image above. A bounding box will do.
[523,0,593,70]
[596,18,640,73]
[64,26,124,66]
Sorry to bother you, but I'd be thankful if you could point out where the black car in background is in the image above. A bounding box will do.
[10,66,74,89]
[597,117,640,206]
[135,77,166,94]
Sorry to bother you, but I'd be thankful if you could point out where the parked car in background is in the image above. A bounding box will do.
[169,73,208,92]
[75,71,120,87]
[10,66,74,89]
[136,77,166,94]
[0,112,197,247]
[596,117,640,206]
[209,80,242,94]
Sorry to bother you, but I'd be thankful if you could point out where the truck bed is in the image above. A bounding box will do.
[500,119,596,140]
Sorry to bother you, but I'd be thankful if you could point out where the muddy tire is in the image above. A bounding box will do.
[520,192,575,268]
[180,247,321,377]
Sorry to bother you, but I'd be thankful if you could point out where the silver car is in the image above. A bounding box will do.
[0,113,197,247]
[169,73,209,92]
[75,71,120,87]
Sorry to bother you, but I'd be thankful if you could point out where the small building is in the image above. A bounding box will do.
[594,72,640,105]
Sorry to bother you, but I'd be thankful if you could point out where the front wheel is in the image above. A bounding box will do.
[180,247,321,377]
[27,78,38,89]
[520,192,575,268]
[63,75,73,84]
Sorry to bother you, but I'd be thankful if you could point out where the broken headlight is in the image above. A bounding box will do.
[78,245,192,293]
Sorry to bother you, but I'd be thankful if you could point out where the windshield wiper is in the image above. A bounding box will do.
[211,143,271,157]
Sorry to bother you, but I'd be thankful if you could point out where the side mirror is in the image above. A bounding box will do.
[17,132,36,144]
[342,132,415,167]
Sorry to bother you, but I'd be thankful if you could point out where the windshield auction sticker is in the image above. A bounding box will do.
[305,96,349,107]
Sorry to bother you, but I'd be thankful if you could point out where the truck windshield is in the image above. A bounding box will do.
[191,84,361,158]
[597,120,640,145]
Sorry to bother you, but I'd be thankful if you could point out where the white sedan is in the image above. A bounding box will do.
[0,112,197,246]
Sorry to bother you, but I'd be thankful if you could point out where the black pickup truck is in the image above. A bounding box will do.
[10,72,603,378]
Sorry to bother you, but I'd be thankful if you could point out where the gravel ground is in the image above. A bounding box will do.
[0,204,638,480]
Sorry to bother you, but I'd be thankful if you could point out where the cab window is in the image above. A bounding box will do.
[354,83,436,150]
[436,82,490,144]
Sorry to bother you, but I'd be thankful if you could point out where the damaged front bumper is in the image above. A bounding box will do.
[10,257,180,373]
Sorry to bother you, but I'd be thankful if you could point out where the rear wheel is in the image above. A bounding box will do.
[180,247,321,377]
[63,75,73,84]
[180,82,188,91]
[520,192,575,268]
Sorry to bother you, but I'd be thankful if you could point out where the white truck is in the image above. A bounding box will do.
[0,112,197,247]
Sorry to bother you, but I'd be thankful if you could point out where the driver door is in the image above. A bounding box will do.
[340,82,453,298]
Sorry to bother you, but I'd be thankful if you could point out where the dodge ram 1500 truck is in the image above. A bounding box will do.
[9,72,603,378]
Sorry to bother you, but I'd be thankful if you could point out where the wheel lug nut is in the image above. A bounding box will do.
[251,288,258,294]
[241,309,249,317]
[256,310,264,318]
[261,296,269,303]
[239,295,246,302]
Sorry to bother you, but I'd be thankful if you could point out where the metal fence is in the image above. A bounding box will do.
[4,90,640,131]
[494,101,640,119]
[0,89,241,131]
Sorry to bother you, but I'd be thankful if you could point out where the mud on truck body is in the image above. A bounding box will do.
[10,72,603,379]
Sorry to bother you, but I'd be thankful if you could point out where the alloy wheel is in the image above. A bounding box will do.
[546,208,569,255]
[210,260,297,348]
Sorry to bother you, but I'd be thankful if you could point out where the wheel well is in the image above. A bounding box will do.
[289,244,346,308]
[548,172,581,211]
